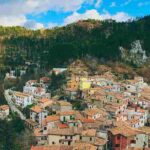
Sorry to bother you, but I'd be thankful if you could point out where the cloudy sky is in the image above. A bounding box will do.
[0,0,149,29]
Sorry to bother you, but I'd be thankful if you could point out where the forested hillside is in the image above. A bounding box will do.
[0,16,150,69]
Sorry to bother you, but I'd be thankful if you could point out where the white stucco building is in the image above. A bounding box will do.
[14,92,33,108]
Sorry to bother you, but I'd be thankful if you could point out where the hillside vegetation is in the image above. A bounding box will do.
[0,16,150,70]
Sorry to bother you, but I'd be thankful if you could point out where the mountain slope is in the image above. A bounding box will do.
[0,16,150,68]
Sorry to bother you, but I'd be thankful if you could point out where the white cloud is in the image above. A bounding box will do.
[64,9,133,25]
[64,10,100,24]
[0,0,133,29]
[110,2,116,7]
[0,0,88,15]
[0,14,44,30]
[95,0,102,8]
[0,0,90,29]
[99,11,132,22]
[23,20,44,30]
[48,22,59,28]
[0,15,26,27]
[110,12,132,22]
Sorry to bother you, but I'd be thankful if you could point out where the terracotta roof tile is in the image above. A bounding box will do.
[48,128,82,136]
[84,108,107,117]
[58,110,76,116]
[42,115,59,126]
[0,105,9,111]
[15,92,31,98]
[39,98,50,103]
[31,106,42,113]
[81,118,95,123]
[34,128,44,137]
[82,129,96,137]
[73,142,97,150]
[40,77,50,83]
[109,125,144,137]
[94,137,107,146]
[58,123,69,129]
[27,80,37,85]
[31,145,73,150]
[57,101,72,106]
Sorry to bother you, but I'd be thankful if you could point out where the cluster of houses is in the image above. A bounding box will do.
[5,70,26,80]
[11,77,51,108]
[29,99,108,150]
[30,71,150,150]
[64,70,150,149]
[8,64,150,150]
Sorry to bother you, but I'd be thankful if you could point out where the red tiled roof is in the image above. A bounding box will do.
[58,123,69,129]
[30,106,42,113]
[81,118,95,123]
[0,105,9,111]
[31,145,72,150]
[82,129,96,137]
[109,125,144,137]
[59,110,76,116]
[39,98,49,103]
[40,77,50,83]
[46,115,59,122]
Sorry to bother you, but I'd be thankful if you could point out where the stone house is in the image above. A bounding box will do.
[52,101,72,112]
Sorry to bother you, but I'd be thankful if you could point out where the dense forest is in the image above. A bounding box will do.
[0,115,34,150]
[0,16,150,70]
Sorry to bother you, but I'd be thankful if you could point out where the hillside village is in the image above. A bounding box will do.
[1,60,150,150]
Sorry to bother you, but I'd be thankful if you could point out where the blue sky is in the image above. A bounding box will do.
[0,0,150,29]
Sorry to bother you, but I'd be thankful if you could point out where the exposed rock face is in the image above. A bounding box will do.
[119,40,147,66]
[76,20,101,31]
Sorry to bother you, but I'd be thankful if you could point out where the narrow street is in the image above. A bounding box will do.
[4,89,26,120]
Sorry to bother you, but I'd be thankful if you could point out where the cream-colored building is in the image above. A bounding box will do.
[14,92,33,108]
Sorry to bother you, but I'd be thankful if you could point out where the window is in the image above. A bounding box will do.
[90,137,92,141]
[70,115,75,120]
[68,141,71,145]
[52,141,55,145]
[41,136,47,140]
[115,144,120,147]
[65,135,67,139]
[80,136,82,140]
[130,140,136,144]
[117,135,120,140]
[63,116,66,122]
[44,127,47,130]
